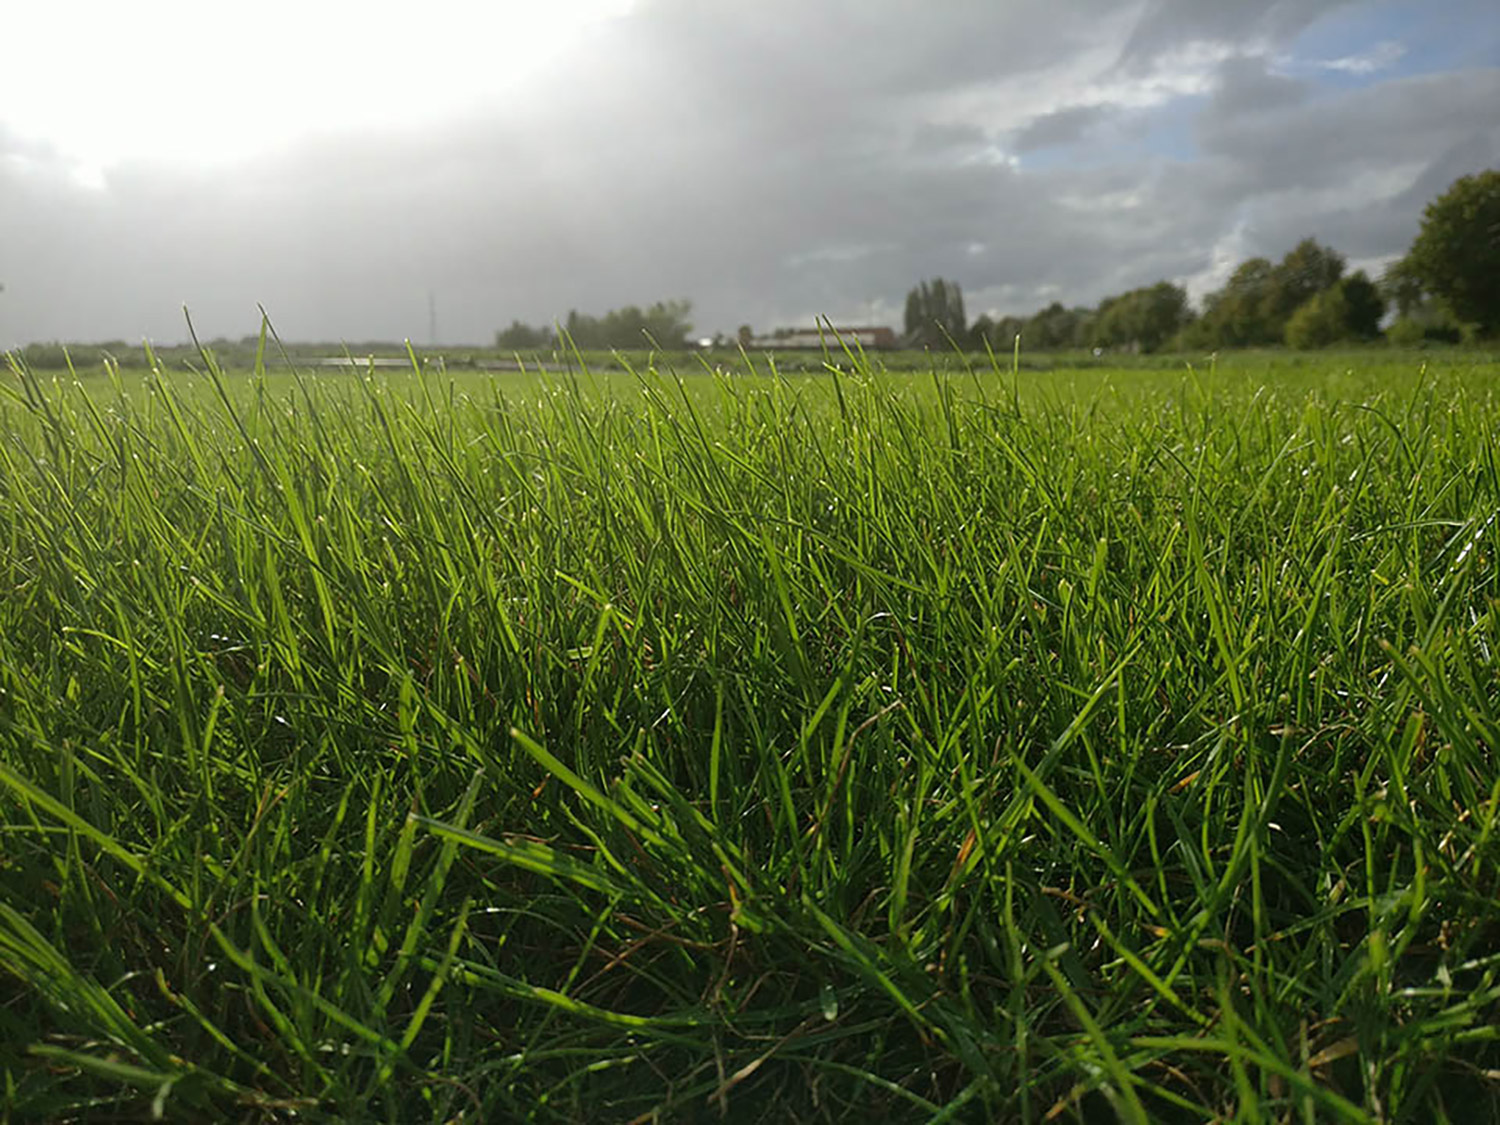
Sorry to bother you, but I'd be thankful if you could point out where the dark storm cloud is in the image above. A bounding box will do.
[2,0,1496,346]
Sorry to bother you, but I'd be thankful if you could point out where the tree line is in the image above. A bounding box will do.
[914,169,1498,353]
[488,171,1495,355]
[496,300,693,351]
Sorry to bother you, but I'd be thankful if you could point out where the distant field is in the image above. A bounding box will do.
[2,351,1498,1122]
[15,334,1499,381]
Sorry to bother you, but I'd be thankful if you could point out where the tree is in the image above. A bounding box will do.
[1197,257,1277,346]
[1092,281,1191,353]
[994,315,1027,349]
[903,288,922,342]
[1337,271,1385,339]
[967,314,995,351]
[1262,238,1345,329]
[1380,256,1465,341]
[496,320,552,349]
[904,278,967,347]
[1281,271,1385,349]
[636,299,695,349]
[1380,257,1425,319]
[970,314,1026,353]
[1024,302,1087,350]
[564,309,595,347]
[1192,239,1347,348]
[1386,317,1426,347]
[1401,169,1500,335]
[1284,286,1351,349]
[558,300,694,349]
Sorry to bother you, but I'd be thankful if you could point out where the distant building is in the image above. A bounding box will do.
[748,325,899,350]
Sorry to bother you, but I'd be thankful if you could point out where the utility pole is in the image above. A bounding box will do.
[428,289,438,348]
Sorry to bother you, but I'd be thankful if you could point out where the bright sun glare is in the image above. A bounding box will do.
[3,0,632,186]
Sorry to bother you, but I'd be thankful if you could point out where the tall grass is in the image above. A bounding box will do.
[1,342,1498,1122]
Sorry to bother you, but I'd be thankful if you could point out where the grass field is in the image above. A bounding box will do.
[2,344,1498,1122]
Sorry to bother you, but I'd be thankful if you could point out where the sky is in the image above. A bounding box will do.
[2,0,1497,348]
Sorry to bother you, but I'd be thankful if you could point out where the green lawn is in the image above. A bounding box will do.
[2,348,1498,1121]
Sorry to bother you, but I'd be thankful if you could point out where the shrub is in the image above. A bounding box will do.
[1284,287,1351,349]
[1386,317,1425,347]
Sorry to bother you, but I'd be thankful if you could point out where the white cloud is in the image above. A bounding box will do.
[912,24,1232,142]
[1314,40,1407,74]
[2,1,1494,344]
[0,0,635,179]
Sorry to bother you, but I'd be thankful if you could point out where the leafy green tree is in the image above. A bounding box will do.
[1385,317,1426,347]
[1023,302,1088,350]
[1194,240,1347,348]
[903,278,967,347]
[1262,238,1345,329]
[1380,255,1468,341]
[564,308,597,347]
[1281,271,1385,349]
[496,320,553,349]
[1092,281,1191,353]
[1197,257,1277,346]
[19,342,72,369]
[636,299,695,349]
[992,315,1027,350]
[1337,271,1385,339]
[1401,169,1500,335]
[1284,286,1351,349]
[1380,257,1426,318]
[967,314,995,351]
[560,300,693,349]
[602,305,648,346]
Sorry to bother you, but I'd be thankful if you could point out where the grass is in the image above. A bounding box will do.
[1,337,1498,1122]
